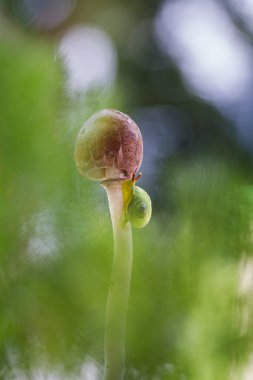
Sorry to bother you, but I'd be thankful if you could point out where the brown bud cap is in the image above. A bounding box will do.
[74,109,143,180]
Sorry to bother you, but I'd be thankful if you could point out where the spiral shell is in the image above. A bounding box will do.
[126,186,152,229]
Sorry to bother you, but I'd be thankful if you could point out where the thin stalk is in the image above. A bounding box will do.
[102,179,133,380]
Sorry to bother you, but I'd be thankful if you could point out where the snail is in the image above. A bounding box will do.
[123,173,152,229]
[127,186,152,228]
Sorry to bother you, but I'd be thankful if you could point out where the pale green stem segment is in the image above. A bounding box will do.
[102,180,133,380]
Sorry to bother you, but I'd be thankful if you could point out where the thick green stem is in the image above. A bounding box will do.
[102,180,133,380]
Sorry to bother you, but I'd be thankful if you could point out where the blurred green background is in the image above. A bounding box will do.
[1,0,253,379]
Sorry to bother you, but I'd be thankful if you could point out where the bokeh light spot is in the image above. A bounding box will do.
[229,0,253,34]
[154,0,253,105]
[20,0,76,29]
[59,25,117,96]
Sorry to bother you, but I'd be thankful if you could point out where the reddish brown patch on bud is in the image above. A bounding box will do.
[75,109,143,180]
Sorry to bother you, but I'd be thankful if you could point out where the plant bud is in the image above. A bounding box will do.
[75,109,143,180]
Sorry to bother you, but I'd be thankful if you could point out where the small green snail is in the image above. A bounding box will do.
[123,173,152,229]
[127,185,152,228]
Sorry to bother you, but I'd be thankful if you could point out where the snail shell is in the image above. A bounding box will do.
[126,186,152,229]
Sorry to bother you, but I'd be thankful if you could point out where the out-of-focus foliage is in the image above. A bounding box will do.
[1,1,253,380]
